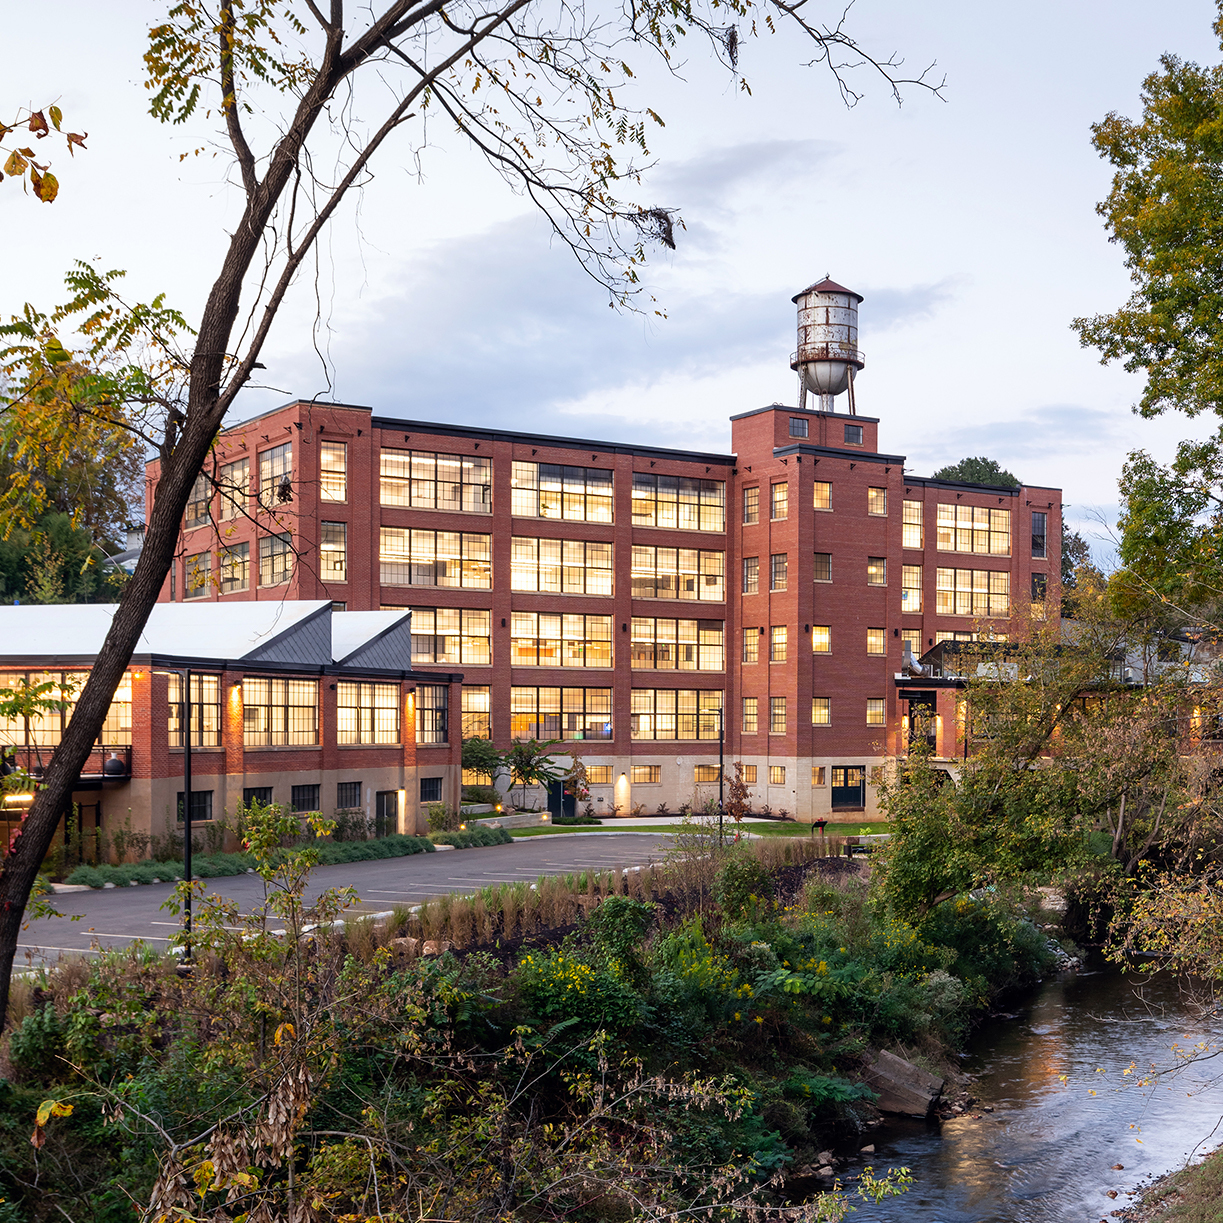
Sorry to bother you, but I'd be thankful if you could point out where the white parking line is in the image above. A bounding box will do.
[17,944,103,954]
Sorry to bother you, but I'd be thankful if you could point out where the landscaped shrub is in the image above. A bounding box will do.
[426,802,461,832]
[461,785,502,806]
[429,826,513,849]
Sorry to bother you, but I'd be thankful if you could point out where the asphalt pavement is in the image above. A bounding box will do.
[17,834,677,969]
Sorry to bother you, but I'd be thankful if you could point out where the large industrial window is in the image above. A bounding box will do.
[98,671,133,744]
[631,546,724,601]
[380,449,492,514]
[185,472,211,529]
[789,417,809,438]
[218,457,249,522]
[936,504,1011,555]
[743,486,759,524]
[866,698,886,726]
[936,568,1010,617]
[812,697,831,725]
[380,528,492,588]
[511,461,612,522]
[259,533,294,587]
[411,608,491,665]
[844,424,863,446]
[185,551,211,599]
[258,442,292,509]
[742,556,759,595]
[1032,511,1048,559]
[867,556,887,586]
[770,625,787,662]
[742,696,758,734]
[511,537,613,596]
[741,764,758,784]
[742,629,759,664]
[866,627,886,655]
[812,625,831,653]
[320,441,347,501]
[868,487,887,516]
[769,696,786,735]
[586,765,613,784]
[813,481,832,510]
[813,552,832,582]
[630,689,722,740]
[631,473,725,532]
[219,542,249,594]
[336,681,399,745]
[321,522,347,583]
[630,618,723,670]
[771,483,789,520]
[291,784,321,814]
[243,677,318,746]
[632,765,661,784]
[695,765,722,784]
[416,685,449,744]
[510,687,612,741]
[512,612,613,667]
[903,500,923,548]
[902,564,923,613]
[169,673,222,747]
[462,685,491,739]
[0,670,129,748]
[770,553,788,592]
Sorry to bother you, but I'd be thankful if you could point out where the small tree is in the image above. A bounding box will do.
[503,739,563,810]
[461,736,502,783]
[725,761,751,828]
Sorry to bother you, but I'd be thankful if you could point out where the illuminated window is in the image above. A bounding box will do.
[812,625,831,654]
[512,537,612,596]
[770,553,788,592]
[510,687,612,741]
[380,449,491,513]
[258,442,292,509]
[461,685,491,739]
[694,764,722,784]
[321,522,347,582]
[320,441,347,501]
[219,542,249,594]
[742,630,759,664]
[185,551,211,599]
[743,487,759,525]
[813,481,832,510]
[411,608,491,666]
[630,689,722,740]
[743,556,759,595]
[866,627,886,655]
[866,698,886,726]
[768,765,786,785]
[381,528,492,588]
[632,765,662,784]
[586,765,613,784]
[740,764,758,784]
[936,568,1010,617]
[336,681,400,745]
[259,533,294,587]
[416,685,449,744]
[742,697,758,734]
[902,564,923,613]
[632,546,724,601]
[903,500,923,548]
[631,473,724,532]
[936,504,1011,555]
[813,552,832,582]
[242,677,318,746]
[770,626,788,663]
[812,697,831,725]
[812,765,826,786]
[867,556,887,586]
[218,457,248,522]
[631,618,723,670]
[513,613,613,668]
[511,461,612,522]
[770,696,786,734]
[868,487,887,516]
[771,482,789,520]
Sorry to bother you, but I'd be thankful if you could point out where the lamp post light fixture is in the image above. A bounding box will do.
[156,666,194,962]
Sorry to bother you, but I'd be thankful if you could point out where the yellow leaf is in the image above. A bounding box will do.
[274,1022,295,1045]
[3,150,27,177]
[32,170,58,203]
[35,1099,72,1127]
[48,106,62,131]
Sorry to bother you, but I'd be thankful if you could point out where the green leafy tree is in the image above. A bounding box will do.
[504,739,563,810]
[0,512,128,605]
[931,456,1020,487]
[461,736,501,782]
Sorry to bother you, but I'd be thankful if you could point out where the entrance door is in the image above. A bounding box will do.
[830,766,866,810]
[375,790,398,837]
[905,692,938,753]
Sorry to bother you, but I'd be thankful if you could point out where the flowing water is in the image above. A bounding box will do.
[841,966,1223,1221]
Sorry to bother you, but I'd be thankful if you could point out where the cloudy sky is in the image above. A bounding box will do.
[7,1,1222,559]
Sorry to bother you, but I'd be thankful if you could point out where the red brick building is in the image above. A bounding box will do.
[147,281,1060,819]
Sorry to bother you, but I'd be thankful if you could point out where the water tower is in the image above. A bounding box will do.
[790,277,865,414]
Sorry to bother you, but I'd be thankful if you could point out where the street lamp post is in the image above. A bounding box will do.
[718,705,724,848]
[174,668,193,962]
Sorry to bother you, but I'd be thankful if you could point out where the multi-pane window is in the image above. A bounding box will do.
[769,696,787,734]
[258,442,292,509]
[631,547,724,601]
[167,673,222,747]
[813,552,832,582]
[630,689,722,740]
[1032,511,1048,559]
[381,528,492,588]
[936,630,980,644]
[866,627,886,655]
[411,608,491,665]
[1,670,131,748]
[868,487,887,516]
[243,677,318,746]
[416,684,449,744]
[902,564,923,613]
[771,483,789,520]
[219,542,249,594]
[740,764,758,784]
[336,681,399,745]
[812,766,826,785]
[813,481,832,510]
[244,786,273,807]
[936,568,1010,617]
[770,553,788,592]
[321,522,347,582]
[867,557,887,586]
[1031,573,1048,602]
[462,686,491,739]
[259,533,294,587]
[866,698,886,725]
[770,626,788,663]
[743,630,759,664]
[844,424,864,446]
[903,500,923,548]
[695,765,722,784]
[292,784,321,814]
[510,687,612,741]
[185,472,211,529]
[743,557,759,595]
[337,781,362,809]
[185,551,211,599]
[742,696,758,734]
[768,765,786,785]
[218,458,249,522]
[630,618,723,670]
[380,449,492,513]
[512,613,613,668]
[99,671,133,744]
[743,487,759,524]
[631,473,725,532]
[419,777,442,802]
[812,697,831,725]
[512,537,612,596]
[789,417,809,438]
[586,765,613,784]
[511,462,612,522]
[812,625,831,653]
[632,764,662,784]
[177,792,214,823]
[901,628,923,657]
[320,442,347,501]
[936,504,1011,555]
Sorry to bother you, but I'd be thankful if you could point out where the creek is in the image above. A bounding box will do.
[843,965,1223,1221]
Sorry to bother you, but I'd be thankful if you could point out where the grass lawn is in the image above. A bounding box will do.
[508,820,892,839]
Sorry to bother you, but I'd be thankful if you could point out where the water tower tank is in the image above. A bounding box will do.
[790,277,865,411]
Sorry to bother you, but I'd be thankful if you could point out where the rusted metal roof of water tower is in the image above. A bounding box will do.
[792,277,864,303]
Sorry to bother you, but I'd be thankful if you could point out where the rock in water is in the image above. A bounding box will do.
[863,1050,944,1117]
